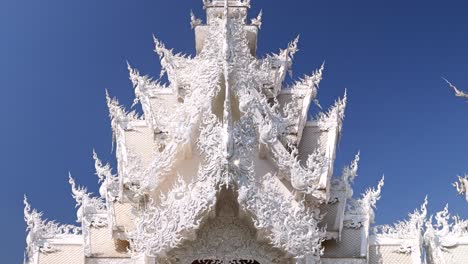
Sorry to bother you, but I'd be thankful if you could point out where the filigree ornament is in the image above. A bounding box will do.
[24,2,369,263]
[373,197,428,263]
[444,78,468,98]
[23,196,81,262]
[316,90,347,133]
[345,176,384,226]
[330,152,360,203]
[453,174,468,203]
[424,205,468,264]
[250,10,262,29]
[165,215,288,264]
[93,150,119,202]
[129,174,218,257]
[69,174,106,224]
[69,175,108,257]
[238,174,325,260]
[191,11,203,29]
[373,197,427,240]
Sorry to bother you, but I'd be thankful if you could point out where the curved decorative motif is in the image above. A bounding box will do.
[330,152,360,203]
[93,150,119,202]
[238,174,325,260]
[165,215,288,264]
[424,205,468,264]
[23,2,382,263]
[444,78,468,98]
[129,173,218,257]
[345,176,384,228]
[373,197,427,262]
[69,174,106,224]
[374,197,427,240]
[453,174,468,203]
[316,90,347,134]
[23,196,81,262]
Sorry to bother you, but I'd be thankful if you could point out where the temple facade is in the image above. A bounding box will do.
[23,1,468,263]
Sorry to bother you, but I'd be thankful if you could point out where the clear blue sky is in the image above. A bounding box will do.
[1,0,467,262]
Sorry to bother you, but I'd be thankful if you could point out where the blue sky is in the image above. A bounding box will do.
[1,0,467,262]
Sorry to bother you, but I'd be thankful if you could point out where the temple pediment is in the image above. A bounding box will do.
[23,1,468,264]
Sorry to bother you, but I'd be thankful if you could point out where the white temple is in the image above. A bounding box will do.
[24,1,468,263]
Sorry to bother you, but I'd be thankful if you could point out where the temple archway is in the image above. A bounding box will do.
[192,260,259,264]
[164,189,291,264]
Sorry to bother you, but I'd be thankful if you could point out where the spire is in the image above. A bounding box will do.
[203,0,250,25]
[221,0,234,161]
[203,0,250,9]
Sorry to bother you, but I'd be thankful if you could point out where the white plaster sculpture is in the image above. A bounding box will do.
[23,1,468,263]
[453,175,468,203]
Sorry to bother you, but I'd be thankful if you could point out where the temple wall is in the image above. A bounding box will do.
[124,126,156,168]
[322,227,363,258]
[86,258,135,264]
[319,202,340,232]
[89,227,129,258]
[38,244,84,264]
[149,94,178,119]
[321,258,366,264]
[441,245,468,264]
[368,245,413,264]
[298,125,325,165]
[113,202,136,231]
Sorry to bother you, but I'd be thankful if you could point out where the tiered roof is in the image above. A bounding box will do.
[23,1,468,264]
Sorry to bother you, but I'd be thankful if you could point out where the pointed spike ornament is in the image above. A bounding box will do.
[69,173,87,208]
[364,175,385,207]
[23,195,81,262]
[153,35,176,80]
[285,35,300,60]
[342,151,360,183]
[93,149,112,183]
[316,89,347,134]
[443,77,468,98]
[105,89,140,150]
[93,149,119,201]
[190,10,202,29]
[341,151,360,199]
[251,9,263,28]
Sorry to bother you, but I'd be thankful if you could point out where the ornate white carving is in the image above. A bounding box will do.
[93,150,119,202]
[424,205,468,264]
[106,90,141,144]
[127,8,327,260]
[23,196,81,262]
[444,78,468,98]
[373,197,427,262]
[69,175,106,225]
[165,213,288,263]
[345,176,384,228]
[373,197,427,240]
[238,174,325,260]
[316,90,347,133]
[453,174,468,203]
[129,174,218,257]
[69,175,108,257]
[251,10,262,29]
[203,0,251,9]
[330,152,360,203]
[191,10,202,29]
[23,1,381,263]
